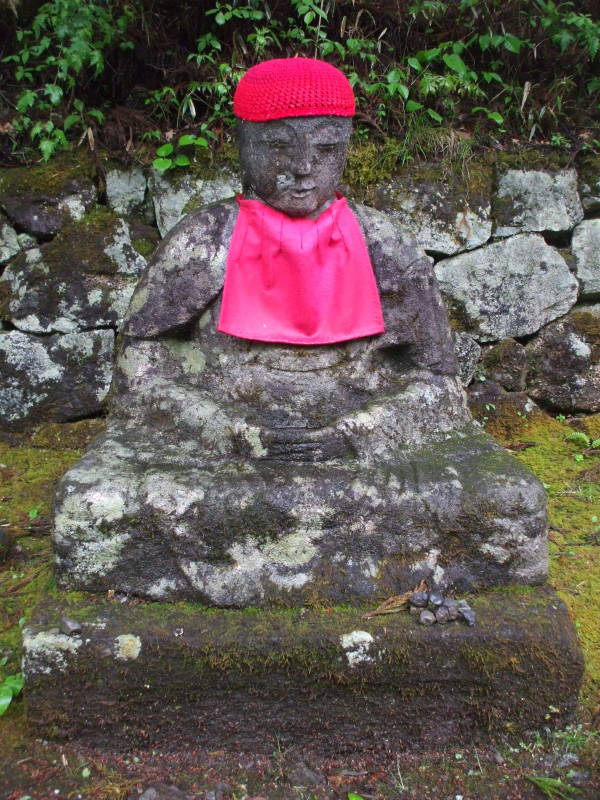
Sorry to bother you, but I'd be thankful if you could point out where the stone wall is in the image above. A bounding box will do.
[0,154,598,430]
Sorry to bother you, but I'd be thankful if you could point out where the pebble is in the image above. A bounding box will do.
[409,591,429,607]
[59,616,82,636]
[409,605,422,616]
[435,606,450,624]
[428,591,444,608]
[419,609,436,626]
[287,761,324,787]
[460,608,476,626]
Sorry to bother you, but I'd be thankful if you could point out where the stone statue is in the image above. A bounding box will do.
[53,59,547,606]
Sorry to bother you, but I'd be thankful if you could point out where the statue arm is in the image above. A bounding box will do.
[122,201,238,338]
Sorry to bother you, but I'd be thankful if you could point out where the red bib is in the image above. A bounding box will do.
[217,196,385,345]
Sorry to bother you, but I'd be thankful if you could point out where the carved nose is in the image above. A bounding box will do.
[290,147,312,176]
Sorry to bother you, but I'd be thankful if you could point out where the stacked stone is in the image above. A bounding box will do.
[408,590,476,626]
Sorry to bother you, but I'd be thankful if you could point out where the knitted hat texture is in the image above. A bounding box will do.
[233,58,355,121]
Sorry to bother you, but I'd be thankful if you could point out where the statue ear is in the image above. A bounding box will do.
[123,202,238,338]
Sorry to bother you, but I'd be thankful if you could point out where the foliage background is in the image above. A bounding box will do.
[0,0,598,165]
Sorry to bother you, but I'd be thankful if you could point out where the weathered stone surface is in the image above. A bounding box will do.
[0,209,158,333]
[435,234,578,341]
[22,590,583,750]
[0,329,114,430]
[572,219,600,300]
[0,163,97,239]
[482,338,527,392]
[526,305,600,413]
[578,156,600,213]
[148,168,240,236]
[453,331,481,386]
[0,212,20,264]
[53,201,547,603]
[106,166,147,216]
[493,168,583,237]
[371,165,493,255]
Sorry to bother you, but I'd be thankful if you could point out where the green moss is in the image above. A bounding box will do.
[488,409,600,709]
[0,154,96,198]
[131,237,156,258]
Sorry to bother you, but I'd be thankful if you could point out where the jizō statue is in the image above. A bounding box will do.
[53,59,548,605]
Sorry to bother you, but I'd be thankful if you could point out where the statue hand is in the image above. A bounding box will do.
[261,425,351,462]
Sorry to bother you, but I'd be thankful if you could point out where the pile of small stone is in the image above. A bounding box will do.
[409,591,476,627]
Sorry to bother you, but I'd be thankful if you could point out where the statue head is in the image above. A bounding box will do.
[234,58,354,218]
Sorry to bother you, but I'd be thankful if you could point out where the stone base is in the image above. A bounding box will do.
[23,588,582,753]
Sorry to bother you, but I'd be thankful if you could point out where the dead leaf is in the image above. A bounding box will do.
[362,579,428,619]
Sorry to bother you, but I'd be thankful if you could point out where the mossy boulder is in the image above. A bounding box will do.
[369,161,493,255]
[0,208,158,333]
[572,219,600,300]
[0,329,114,430]
[493,168,583,238]
[526,304,600,412]
[0,159,97,239]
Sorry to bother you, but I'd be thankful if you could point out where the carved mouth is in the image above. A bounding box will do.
[290,187,316,198]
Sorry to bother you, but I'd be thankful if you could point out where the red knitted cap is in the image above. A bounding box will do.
[234,58,355,121]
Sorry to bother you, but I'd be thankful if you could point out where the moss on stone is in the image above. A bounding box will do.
[0,154,96,199]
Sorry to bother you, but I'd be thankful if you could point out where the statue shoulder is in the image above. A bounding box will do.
[349,201,432,292]
[123,199,239,337]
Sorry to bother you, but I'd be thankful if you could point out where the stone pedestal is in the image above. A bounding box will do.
[23,588,582,752]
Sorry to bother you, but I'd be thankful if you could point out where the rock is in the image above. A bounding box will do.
[0,329,114,430]
[468,378,538,436]
[17,233,38,250]
[435,233,578,341]
[435,606,450,624]
[428,592,444,607]
[287,761,325,787]
[59,616,82,636]
[419,610,436,625]
[0,529,11,562]
[556,753,579,768]
[453,332,481,386]
[458,600,476,626]
[0,209,158,333]
[213,782,232,798]
[0,164,97,239]
[149,168,240,236]
[578,156,600,213]
[138,786,190,800]
[409,605,421,616]
[0,213,20,264]
[493,169,584,237]
[409,591,429,607]
[106,166,147,215]
[481,338,528,392]
[526,305,600,412]
[370,164,493,255]
[572,219,600,300]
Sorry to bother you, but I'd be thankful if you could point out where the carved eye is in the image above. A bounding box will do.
[316,143,340,153]
[266,140,291,150]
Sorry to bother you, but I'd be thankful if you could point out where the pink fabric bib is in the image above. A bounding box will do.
[217,195,385,345]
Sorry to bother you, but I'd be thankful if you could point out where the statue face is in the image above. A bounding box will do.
[238,116,352,218]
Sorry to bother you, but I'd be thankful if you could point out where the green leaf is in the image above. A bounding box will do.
[488,111,504,124]
[590,439,600,449]
[427,108,443,122]
[152,157,173,172]
[504,35,523,54]
[156,143,174,157]
[16,90,37,113]
[81,767,91,778]
[193,136,209,147]
[405,99,423,111]
[87,109,105,123]
[4,674,24,694]
[63,113,80,131]
[566,432,591,447]
[39,138,57,162]
[178,134,197,147]
[174,154,191,166]
[44,83,63,105]
[215,11,226,24]
[0,685,13,715]
[407,57,421,71]
[443,52,468,75]
[347,794,365,800]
